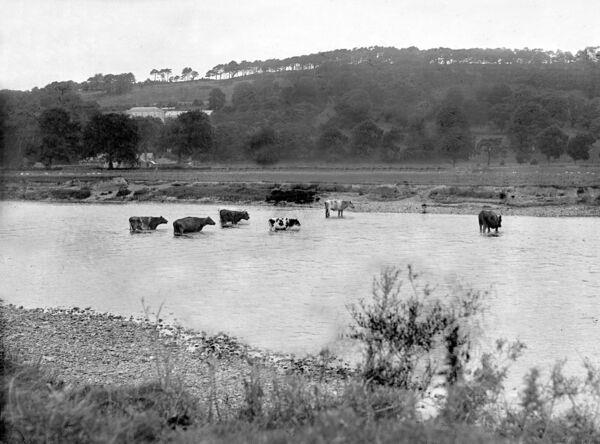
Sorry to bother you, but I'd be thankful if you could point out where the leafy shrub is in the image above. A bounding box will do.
[132,187,152,201]
[348,266,482,391]
[50,188,91,199]
[116,187,131,197]
[442,339,525,426]
[253,145,281,166]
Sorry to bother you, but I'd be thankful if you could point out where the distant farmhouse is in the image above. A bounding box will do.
[125,106,165,122]
[125,107,213,122]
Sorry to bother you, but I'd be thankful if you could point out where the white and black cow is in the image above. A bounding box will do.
[219,209,250,227]
[268,217,301,231]
[173,216,216,236]
[129,216,168,232]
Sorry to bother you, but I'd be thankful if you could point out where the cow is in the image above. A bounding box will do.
[173,217,216,236]
[324,200,355,218]
[219,209,250,227]
[268,217,301,231]
[129,216,167,232]
[478,209,502,234]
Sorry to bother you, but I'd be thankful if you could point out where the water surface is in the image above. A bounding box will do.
[1,201,599,389]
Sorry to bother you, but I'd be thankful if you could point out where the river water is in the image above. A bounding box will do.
[1,201,599,389]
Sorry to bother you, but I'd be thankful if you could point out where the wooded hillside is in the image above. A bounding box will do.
[2,46,599,167]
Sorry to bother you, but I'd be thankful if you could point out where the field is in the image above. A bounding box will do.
[79,78,240,110]
[4,162,600,185]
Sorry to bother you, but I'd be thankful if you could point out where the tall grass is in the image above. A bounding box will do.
[3,267,600,442]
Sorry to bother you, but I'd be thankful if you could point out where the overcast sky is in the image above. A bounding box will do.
[1,0,599,91]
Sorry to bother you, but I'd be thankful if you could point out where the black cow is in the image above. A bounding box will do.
[129,216,167,232]
[478,209,502,233]
[268,217,301,231]
[219,209,249,227]
[173,217,216,236]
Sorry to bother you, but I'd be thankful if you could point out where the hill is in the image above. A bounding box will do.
[79,78,239,111]
[2,46,600,167]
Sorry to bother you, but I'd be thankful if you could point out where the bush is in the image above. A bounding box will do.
[1,358,199,443]
[116,187,131,197]
[348,266,482,391]
[132,187,152,201]
[50,188,91,200]
[253,145,281,166]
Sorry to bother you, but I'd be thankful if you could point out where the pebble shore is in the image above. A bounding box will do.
[1,305,352,409]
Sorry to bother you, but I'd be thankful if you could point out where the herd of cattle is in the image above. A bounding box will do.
[128,199,502,235]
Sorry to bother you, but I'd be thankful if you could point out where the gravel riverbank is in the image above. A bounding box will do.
[1,305,352,411]
[3,173,600,217]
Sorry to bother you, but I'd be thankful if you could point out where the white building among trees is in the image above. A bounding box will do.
[125,107,165,122]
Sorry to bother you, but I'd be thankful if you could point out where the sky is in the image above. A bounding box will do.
[1,0,599,91]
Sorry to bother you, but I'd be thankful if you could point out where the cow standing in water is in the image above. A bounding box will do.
[324,200,354,218]
[129,216,168,232]
[219,209,250,227]
[173,217,215,236]
[268,217,301,231]
[478,209,502,234]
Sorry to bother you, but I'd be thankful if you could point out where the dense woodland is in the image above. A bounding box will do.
[1,46,600,168]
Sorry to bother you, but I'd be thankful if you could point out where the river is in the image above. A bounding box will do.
[1,201,599,390]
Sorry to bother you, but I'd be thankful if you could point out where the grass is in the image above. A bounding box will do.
[3,162,600,187]
[428,185,500,201]
[3,267,600,442]
[155,183,272,202]
[5,352,599,443]
[78,78,236,111]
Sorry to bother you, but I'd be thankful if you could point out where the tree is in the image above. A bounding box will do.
[247,126,280,165]
[150,69,158,81]
[436,104,473,166]
[476,137,505,166]
[83,113,139,169]
[508,102,552,163]
[208,88,226,110]
[133,116,164,155]
[317,125,349,160]
[335,89,372,125]
[38,108,81,167]
[535,125,568,161]
[589,117,600,140]
[181,67,192,81]
[566,133,595,162]
[231,82,257,110]
[162,111,213,163]
[381,127,405,162]
[190,70,199,81]
[351,120,383,158]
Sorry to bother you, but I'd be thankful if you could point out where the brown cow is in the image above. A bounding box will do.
[173,217,216,236]
[219,209,250,227]
[478,209,502,233]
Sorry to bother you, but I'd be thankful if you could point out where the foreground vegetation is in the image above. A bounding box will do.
[3,267,600,443]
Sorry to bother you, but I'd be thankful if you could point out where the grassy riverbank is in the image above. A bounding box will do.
[2,164,600,217]
[3,270,600,443]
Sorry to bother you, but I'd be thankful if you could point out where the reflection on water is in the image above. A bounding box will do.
[1,201,599,389]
